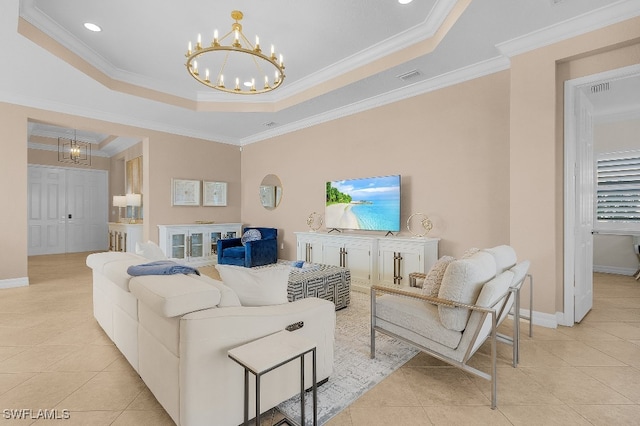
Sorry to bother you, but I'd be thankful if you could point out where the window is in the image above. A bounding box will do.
[596,151,640,231]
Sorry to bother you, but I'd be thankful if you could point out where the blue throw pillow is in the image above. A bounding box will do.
[292,260,304,268]
[241,229,262,246]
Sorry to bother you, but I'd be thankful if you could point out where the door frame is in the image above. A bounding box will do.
[562,63,640,326]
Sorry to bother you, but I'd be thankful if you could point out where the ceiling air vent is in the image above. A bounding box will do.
[590,82,610,94]
[396,69,422,82]
[262,121,277,128]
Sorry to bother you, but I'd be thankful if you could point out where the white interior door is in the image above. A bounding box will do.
[574,90,595,323]
[28,165,108,255]
[66,169,109,253]
[28,166,66,255]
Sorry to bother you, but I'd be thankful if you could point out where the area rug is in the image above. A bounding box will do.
[277,290,418,425]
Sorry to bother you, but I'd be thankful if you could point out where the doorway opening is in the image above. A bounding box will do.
[563,63,640,326]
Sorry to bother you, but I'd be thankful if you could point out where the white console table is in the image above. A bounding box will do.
[295,232,439,293]
[158,223,243,267]
[108,223,143,253]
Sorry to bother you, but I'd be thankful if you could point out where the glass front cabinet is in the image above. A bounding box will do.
[158,223,243,266]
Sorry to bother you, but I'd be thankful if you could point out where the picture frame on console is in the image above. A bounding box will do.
[172,178,201,206]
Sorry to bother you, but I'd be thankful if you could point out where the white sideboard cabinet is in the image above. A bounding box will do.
[296,232,439,292]
[158,223,243,267]
[108,223,143,253]
[377,237,439,286]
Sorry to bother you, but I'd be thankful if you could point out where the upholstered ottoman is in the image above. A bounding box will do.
[287,263,351,310]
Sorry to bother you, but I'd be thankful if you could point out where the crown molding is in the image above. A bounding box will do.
[27,141,110,157]
[20,0,460,106]
[497,0,640,58]
[2,54,508,149]
[1,90,239,145]
[239,56,510,145]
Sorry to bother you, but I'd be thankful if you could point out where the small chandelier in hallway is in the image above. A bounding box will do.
[58,129,91,166]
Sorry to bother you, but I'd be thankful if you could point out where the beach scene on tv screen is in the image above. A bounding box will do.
[325,175,400,231]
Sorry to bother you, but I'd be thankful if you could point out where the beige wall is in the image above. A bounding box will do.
[2,16,639,318]
[241,71,512,261]
[145,135,241,242]
[241,16,640,317]
[510,16,640,314]
[0,103,241,282]
[0,105,28,280]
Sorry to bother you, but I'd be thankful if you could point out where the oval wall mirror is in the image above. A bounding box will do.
[259,174,283,210]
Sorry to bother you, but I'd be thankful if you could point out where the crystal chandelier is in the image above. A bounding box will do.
[185,10,285,95]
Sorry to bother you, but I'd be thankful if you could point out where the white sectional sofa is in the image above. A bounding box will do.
[86,252,336,426]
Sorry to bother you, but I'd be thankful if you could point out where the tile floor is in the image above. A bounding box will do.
[0,253,638,425]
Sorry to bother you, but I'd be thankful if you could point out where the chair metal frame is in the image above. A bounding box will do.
[370,285,511,409]
[496,272,534,367]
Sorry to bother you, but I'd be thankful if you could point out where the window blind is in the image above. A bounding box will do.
[596,155,640,223]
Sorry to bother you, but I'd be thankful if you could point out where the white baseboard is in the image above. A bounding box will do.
[514,308,558,329]
[593,265,637,276]
[0,277,29,289]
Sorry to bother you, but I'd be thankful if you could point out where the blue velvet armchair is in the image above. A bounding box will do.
[217,227,278,268]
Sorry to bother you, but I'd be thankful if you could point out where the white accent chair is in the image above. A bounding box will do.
[371,246,530,409]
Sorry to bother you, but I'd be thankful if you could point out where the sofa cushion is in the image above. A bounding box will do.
[482,245,517,274]
[129,275,221,318]
[197,275,242,307]
[376,292,463,350]
[136,240,168,261]
[215,264,289,306]
[422,255,455,298]
[438,251,496,331]
[103,258,150,292]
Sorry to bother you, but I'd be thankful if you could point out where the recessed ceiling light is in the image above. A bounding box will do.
[398,0,413,4]
[83,22,102,32]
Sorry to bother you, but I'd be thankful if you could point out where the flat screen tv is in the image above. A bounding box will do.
[325,175,401,232]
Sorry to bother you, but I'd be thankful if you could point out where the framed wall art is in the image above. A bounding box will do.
[203,181,228,206]
[172,179,201,206]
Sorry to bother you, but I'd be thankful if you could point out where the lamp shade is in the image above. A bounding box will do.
[113,195,127,208]
[126,193,142,207]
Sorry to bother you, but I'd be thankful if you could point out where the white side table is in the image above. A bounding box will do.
[228,330,318,426]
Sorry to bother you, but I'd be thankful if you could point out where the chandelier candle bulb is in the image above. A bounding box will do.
[251,78,255,91]
[205,69,210,82]
[193,60,198,75]
[235,77,240,90]
[264,75,269,88]
[187,41,192,55]
[219,74,224,87]
[213,30,219,46]
[280,54,284,67]
[271,44,275,59]
[197,33,202,49]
